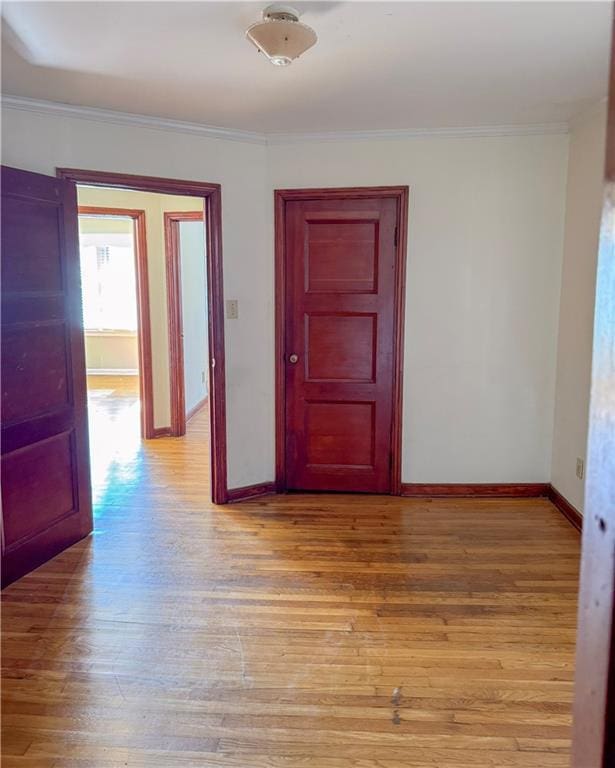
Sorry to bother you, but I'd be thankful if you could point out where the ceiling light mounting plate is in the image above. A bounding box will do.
[263,4,300,22]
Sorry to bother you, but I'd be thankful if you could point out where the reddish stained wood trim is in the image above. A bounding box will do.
[203,185,228,504]
[401,483,549,498]
[548,485,583,532]
[152,427,171,438]
[274,185,408,495]
[57,168,221,198]
[274,191,287,492]
[164,211,204,221]
[163,211,205,437]
[186,396,208,423]
[60,169,228,504]
[608,17,615,183]
[226,482,277,503]
[391,188,409,495]
[275,186,411,201]
[79,205,154,440]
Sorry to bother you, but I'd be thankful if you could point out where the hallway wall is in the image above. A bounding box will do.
[268,133,569,483]
[1,104,272,489]
[179,219,209,413]
[2,100,586,490]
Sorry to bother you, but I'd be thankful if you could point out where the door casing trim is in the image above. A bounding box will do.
[58,168,228,504]
[78,206,154,440]
[164,210,205,438]
[274,185,409,495]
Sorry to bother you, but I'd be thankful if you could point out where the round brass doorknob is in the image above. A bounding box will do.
[289,353,299,364]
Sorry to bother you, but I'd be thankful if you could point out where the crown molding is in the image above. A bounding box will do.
[266,122,569,144]
[1,95,267,145]
[2,94,569,145]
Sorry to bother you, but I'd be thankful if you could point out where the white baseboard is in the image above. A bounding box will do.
[87,368,139,376]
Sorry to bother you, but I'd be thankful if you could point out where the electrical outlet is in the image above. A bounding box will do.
[576,458,584,480]
[226,299,239,320]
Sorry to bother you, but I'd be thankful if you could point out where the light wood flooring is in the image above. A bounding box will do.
[2,376,581,766]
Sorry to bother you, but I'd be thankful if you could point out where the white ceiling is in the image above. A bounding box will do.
[1,1,612,134]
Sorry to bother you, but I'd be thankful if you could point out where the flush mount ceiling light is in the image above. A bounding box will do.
[246,4,317,67]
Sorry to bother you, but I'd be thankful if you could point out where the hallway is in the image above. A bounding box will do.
[86,375,141,507]
[86,374,210,508]
[1,379,580,766]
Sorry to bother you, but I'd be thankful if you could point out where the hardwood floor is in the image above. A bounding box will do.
[2,378,581,766]
[85,375,143,506]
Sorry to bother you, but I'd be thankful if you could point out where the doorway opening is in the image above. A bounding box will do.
[61,168,228,505]
[75,188,209,508]
[164,210,209,437]
[78,207,148,497]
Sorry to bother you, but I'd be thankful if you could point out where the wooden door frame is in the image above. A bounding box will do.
[78,205,154,440]
[57,168,228,505]
[274,186,409,495]
[164,210,205,437]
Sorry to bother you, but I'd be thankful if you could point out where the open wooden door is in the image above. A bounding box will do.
[1,166,92,586]
[571,10,615,766]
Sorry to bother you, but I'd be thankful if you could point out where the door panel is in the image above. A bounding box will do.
[1,166,92,586]
[305,400,375,467]
[285,196,399,493]
[305,314,376,381]
[2,323,70,422]
[305,220,378,293]
[2,433,76,547]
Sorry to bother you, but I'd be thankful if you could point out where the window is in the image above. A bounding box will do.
[79,217,138,332]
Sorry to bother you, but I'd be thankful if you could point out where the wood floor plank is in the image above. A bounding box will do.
[1,376,581,766]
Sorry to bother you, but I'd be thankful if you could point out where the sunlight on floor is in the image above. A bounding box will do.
[86,375,142,509]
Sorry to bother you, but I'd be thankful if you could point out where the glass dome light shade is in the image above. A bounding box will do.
[246,18,317,66]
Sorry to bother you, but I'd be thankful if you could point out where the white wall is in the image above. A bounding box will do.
[1,105,273,489]
[2,103,572,489]
[179,220,209,413]
[269,134,569,482]
[551,102,607,513]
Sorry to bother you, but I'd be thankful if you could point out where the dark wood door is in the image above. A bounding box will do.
[571,11,615,766]
[284,194,401,493]
[1,166,92,586]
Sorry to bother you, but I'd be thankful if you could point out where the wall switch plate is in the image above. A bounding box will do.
[576,458,584,480]
[226,299,239,320]
[201,371,206,384]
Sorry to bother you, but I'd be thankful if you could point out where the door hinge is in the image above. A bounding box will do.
[394,226,398,247]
